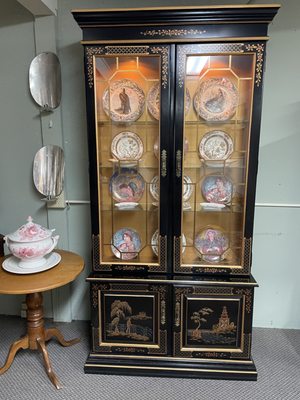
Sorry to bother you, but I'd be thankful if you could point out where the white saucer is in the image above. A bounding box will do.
[115,202,139,210]
[200,202,226,210]
[2,252,61,275]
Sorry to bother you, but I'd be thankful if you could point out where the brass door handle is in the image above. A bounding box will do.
[176,150,182,178]
[161,149,167,177]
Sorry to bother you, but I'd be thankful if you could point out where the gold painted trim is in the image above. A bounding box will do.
[99,292,159,349]
[81,37,269,45]
[180,295,244,354]
[87,277,258,286]
[140,28,207,37]
[180,264,243,269]
[85,363,257,375]
[73,5,280,12]
[245,43,264,86]
[89,353,253,364]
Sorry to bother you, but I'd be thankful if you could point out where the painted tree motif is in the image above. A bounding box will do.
[110,300,132,333]
[191,307,213,339]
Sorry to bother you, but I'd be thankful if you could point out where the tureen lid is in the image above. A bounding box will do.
[6,216,54,242]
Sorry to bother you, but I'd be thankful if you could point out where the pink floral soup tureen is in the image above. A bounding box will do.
[4,216,59,268]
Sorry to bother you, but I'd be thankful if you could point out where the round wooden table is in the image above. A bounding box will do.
[0,250,84,389]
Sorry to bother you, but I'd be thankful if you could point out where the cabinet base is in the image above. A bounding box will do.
[84,354,257,381]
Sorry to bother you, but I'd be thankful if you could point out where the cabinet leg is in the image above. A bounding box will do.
[37,338,61,390]
[45,327,80,347]
[0,335,29,375]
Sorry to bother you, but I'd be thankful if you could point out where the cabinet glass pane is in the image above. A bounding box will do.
[181,54,255,269]
[94,55,160,266]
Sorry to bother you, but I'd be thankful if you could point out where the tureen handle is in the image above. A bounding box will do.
[45,235,59,255]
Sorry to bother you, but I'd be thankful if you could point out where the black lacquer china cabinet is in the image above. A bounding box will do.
[72,4,279,380]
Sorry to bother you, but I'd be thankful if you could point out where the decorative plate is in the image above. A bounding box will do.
[2,252,61,274]
[151,229,186,256]
[154,137,188,159]
[109,168,145,203]
[194,228,229,263]
[201,175,233,205]
[111,228,141,260]
[147,82,191,120]
[183,175,193,202]
[111,131,144,161]
[103,79,145,122]
[194,77,239,122]
[199,130,233,161]
[150,175,159,201]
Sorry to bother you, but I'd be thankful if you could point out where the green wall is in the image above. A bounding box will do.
[0,0,299,328]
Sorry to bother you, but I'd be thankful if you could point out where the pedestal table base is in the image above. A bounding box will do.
[0,292,80,389]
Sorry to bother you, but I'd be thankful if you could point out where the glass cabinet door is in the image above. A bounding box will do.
[174,44,256,274]
[92,47,171,272]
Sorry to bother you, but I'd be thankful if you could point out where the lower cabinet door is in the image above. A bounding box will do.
[90,281,171,356]
[173,284,254,361]
[86,278,257,379]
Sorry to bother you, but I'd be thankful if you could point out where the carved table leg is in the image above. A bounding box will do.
[37,338,61,390]
[45,327,80,347]
[26,292,62,389]
[0,291,80,389]
[0,336,29,375]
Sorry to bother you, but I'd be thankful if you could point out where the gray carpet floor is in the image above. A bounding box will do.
[0,316,299,400]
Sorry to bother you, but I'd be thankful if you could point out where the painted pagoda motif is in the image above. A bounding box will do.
[212,306,236,334]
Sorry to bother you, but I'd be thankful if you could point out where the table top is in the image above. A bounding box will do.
[0,250,84,295]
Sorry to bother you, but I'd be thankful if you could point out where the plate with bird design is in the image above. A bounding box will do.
[194,77,239,122]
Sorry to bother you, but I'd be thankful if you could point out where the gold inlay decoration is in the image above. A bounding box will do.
[161,300,166,325]
[177,43,245,88]
[92,284,99,308]
[92,236,112,272]
[174,332,192,357]
[110,283,148,291]
[193,287,233,295]
[140,28,206,37]
[104,45,149,55]
[176,150,182,178]
[175,302,180,327]
[173,236,182,272]
[235,289,253,313]
[161,149,167,177]
[177,42,265,89]
[202,351,227,358]
[245,43,264,86]
[86,45,150,88]
[151,46,169,88]
[159,235,167,272]
[149,331,167,355]
[242,237,252,273]
[86,47,105,88]
[234,334,251,359]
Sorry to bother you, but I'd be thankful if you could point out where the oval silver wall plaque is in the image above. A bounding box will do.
[33,145,65,198]
[29,52,62,111]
